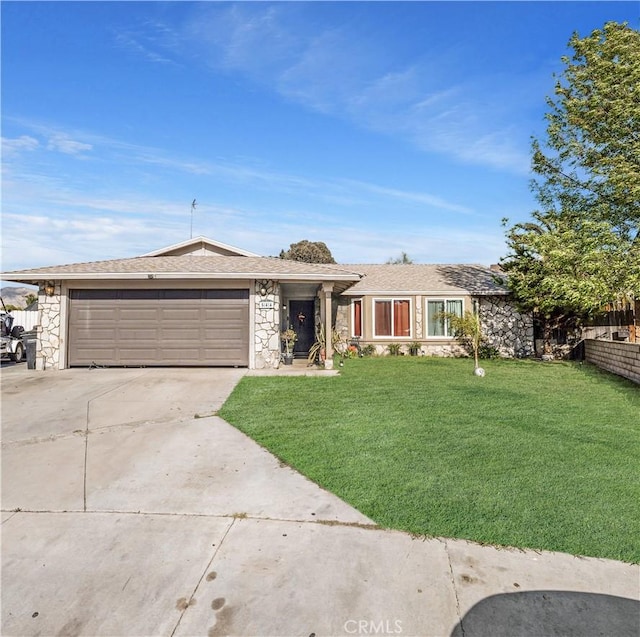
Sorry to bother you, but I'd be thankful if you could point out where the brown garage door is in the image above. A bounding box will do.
[68,289,249,367]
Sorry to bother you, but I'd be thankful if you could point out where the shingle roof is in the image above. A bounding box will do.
[1,254,508,296]
[1,256,362,281]
[341,264,509,295]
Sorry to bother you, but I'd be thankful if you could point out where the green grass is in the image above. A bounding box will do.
[219,358,640,562]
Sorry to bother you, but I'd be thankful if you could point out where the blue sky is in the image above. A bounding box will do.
[2,1,638,277]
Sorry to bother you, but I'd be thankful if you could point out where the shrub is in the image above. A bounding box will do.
[387,343,402,356]
[361,344,376,357]
[408,341,422,356]
[479,344,501,359]
[344,345,359,359]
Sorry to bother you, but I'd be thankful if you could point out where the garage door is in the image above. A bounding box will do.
[68,289,249,367]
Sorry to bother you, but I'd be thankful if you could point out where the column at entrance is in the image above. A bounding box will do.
[322,282,334,369]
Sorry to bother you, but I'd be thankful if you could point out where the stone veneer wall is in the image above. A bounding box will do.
[37,284,62,370]
[335,297,350,342]
[585,339,640,384]
[254,280,281,369]
[479,296,534,358]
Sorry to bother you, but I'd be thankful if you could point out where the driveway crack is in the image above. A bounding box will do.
[83,401,89,512]
[83,371,150,513]
[170,518,236,637]
[442,538,465,637]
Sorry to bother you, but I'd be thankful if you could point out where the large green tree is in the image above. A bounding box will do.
[502,22,640,354]
[502,212,636,353]
[532,22,640,232]
[279,240,336,264]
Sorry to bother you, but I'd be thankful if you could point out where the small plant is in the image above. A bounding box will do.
[281,328,297,355]
[408,341,422,356]
[307,325,343,365]
[360,344,376,357]
[344,344,359,359]
[442,310,484,371]
[387,343,402,356]
[478,344,501,359]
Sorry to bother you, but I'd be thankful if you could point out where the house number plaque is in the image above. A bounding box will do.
[258,300,274,309]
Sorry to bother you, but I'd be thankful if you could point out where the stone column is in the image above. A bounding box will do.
[415,296,423,339]
[254,280,281,369]
[322,283,334,369]
[37,282,61,370]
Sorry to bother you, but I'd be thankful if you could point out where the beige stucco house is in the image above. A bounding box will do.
[1,236,534,370]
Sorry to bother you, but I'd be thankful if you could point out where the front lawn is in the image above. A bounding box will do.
[219,358,640,563]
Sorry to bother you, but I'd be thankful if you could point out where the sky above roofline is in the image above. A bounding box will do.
[2,1,638,284]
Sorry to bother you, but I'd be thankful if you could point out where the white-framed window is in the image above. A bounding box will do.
[351,299,363,338]
[373,298,412,338]
[426,298,464,337]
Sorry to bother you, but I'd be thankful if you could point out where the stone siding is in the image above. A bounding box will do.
[585,339,640,384]
[415,301,423,339]
[37,284,61,370]
[254,280,281,369]
[479,296,534,358]
[335,297,350,341]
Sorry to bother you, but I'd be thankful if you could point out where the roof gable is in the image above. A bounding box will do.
[143,236,259,258]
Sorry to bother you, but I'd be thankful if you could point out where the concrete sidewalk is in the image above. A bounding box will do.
[2,365,638,636]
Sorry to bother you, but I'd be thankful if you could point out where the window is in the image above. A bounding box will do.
[426,299,463,337]
[352,299,362,337]
[373,299,411,337]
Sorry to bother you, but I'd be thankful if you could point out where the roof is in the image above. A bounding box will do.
[340,264,509,296]
[1,255,362,284]
[0,237,509,297]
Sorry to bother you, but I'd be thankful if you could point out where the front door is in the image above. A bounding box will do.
[289,300,315,357]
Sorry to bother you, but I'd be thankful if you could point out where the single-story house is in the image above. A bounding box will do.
[0,236,534,370]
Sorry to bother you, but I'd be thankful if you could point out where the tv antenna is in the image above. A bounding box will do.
[190,199,197,238]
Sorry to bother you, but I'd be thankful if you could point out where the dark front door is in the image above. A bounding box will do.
[289,300,315,357]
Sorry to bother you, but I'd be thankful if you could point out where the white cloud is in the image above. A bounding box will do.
[170,4,534,174]
[184,3,299,76]
[341,180,475,216]
[47,133,93,155]
[1,135,39,155]
[114,31,176,65]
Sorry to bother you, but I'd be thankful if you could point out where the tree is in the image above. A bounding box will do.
[386,252,413,264]
[279,240,336,264]
[25,293,38,307]
[502,22,640,354]
[532,22,640,233]
[502,212,637,354]
[447,310,484,371]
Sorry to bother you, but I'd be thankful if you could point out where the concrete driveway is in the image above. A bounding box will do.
[2,365,638,637]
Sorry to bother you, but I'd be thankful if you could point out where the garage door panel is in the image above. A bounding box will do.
[160,308,201,321]
[117,332,161,343]
[154,349,201,361]
[69,289,249,367]
[74,328,118,341]
[203,306,246,319]
[73,347,119,360]
[119,309,159,322]
[75,308,118,321]
[203,328,245,341]
[158,329,201,341]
